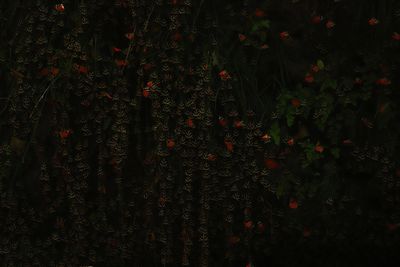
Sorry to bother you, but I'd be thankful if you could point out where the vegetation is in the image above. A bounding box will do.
[1,0,400,266]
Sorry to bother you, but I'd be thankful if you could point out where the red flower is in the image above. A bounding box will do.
[167,138,175,149]
[311,64,320,73]
[115,59,128,67]
[75,64,88,74]
[238,33,247,42]
[234,120,245,129]
[265,159,280,170]
[311,15,323,24]
[260,44,269,49]
[368,17,379,26]
[279,31,290,40]
[125,32,134,40]
[224,139,233,152]
[261,133,271,142]
[376,78,391,86]
[59,129,72,139]
[99,91,113,100]
[142,89,150,98]
[314,143,324,153]
[326,20,335,29]
[147,81,154,88]
[54,4,65,12]
[112,47,122,53]
[50,67,60,76]
[289,198,298,209]
[291,98,301,108]
[244,220,253,230]
[392,32,400,41]
[254,8,265,18]
[219,70,231,81]
[304,73,314,83]
[287,138,295,146]
[342,139,353,145]
[219,117,227,127]
[207,154,217,161]
[187,118,194,128]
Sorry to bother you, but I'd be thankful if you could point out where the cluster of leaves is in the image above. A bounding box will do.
[0,0,400,266]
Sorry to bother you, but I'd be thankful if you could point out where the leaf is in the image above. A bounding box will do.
[286,108,295,127]
[270,122,280,145]
[317,59,325,70]
[330,147,340,159]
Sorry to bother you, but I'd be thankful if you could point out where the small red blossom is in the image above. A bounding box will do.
[187,118,194,128]
[143,63,153,71]
[376,78,391,86]
[254,8,265,18]
[115,59,128,67]
[265,159,280,170]
[59,129,72,139]
[291,98,301,108]
[289,198,298,209]
[279,31,290,40]
[392,32,400,41]
[50,67,60,76]
[75,64,88,74]
[142,89,150,98]
[244,220,253,230]
[54,4,65,12]
[207,154,217,161]
[219,117,227,127]
[342,139,353,145]
[99,91,113,100]
[147,81,154,88]
[238,33,247,42]
[234,120,245,129]
[224,139,234,152]
[287,138,295,146]
[368,17,379,26]
[326,20,335,29]
[314,143,324,153]
[304,73,314,83]
[219,70,231,81]
[311,64,320,73]
[167,138,175,149]
[112,47,122,53]
[311,15,323,24]
[125,32,134,40]
[260,44,269,49]
[261,133,271,142]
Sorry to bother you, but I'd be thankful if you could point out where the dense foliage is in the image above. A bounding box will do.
[1,0,400,266]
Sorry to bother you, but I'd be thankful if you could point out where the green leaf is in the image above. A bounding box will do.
[270,122,280,145]
[330,147,340,159]
[286,108,295,127]
[317,59,325,70]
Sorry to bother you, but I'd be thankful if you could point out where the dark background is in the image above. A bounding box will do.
[1,0,400,266]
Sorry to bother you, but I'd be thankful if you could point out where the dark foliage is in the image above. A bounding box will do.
[1,0,400,266]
